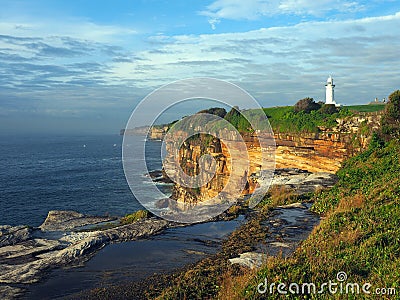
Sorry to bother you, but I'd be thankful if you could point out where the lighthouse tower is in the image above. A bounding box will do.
[325,75,337,105]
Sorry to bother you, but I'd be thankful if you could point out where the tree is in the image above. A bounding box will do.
[380,90,400,141]
[294,97,321,113]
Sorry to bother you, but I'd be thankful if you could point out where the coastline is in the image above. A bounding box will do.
[69,202,321,299]
[0,168,337,299]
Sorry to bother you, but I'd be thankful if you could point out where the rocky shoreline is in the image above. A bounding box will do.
[0,168,338,299]
[0,212,171,299]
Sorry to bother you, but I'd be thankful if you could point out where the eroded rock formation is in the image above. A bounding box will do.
[161,112,381,204]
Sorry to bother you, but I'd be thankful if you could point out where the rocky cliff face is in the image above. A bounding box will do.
[165,134,264,204]
[274,112,381,173]
[158,112,382,204]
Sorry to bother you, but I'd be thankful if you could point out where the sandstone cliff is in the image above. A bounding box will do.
[154,112,382,204]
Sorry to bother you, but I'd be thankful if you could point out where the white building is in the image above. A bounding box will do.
[325,75,337,106]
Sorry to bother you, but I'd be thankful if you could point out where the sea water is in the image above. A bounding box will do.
[0,134,165,226]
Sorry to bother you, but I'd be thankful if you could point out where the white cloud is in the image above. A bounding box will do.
[278,0,363,16]
[0,19,137,43]
[106,11,400,104]
[199,0,366,28]
[208,18,220,30]
[1,11,400,116]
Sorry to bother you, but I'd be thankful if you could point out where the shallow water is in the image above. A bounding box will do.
[258,203,320,257]
[24,216,244,300]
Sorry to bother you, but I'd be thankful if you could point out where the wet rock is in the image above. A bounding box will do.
[184,250,206,255]
[39,210,116,232]
[271,168,338,194]
[0,225,32,247]
[0,238,62,265]
[0,213,169,297]
[232,202,320,268]
[277,202,307,209]
[147,170,163,179]
[229,252,266,269]
[269,241,290,248]
[153,177,173,184]
[0,285,24,300]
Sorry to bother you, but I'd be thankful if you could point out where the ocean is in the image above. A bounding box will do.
[0,134,245,299]
[0,134,166,227]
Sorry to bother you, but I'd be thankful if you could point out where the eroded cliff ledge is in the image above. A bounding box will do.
[154,112,382,204]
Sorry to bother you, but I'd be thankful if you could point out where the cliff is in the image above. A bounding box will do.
[155,111,382,204]
[165,134,263,204]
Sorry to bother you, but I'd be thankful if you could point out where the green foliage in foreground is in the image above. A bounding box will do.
[381,90,400,141]
[120,209,149,225]
[243,138,400,299]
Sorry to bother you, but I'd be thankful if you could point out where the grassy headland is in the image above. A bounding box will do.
[159,102,383,136]
[153,93,399,299]
[218,92,400,299]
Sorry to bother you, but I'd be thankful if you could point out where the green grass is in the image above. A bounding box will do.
[263,106,353,133]
[237,138,400,299]
[345,104,386,113]
[158,104,382,137]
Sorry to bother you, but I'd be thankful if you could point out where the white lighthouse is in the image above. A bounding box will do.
[325,75,337,105]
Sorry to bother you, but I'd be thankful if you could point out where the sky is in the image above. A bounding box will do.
[0,0,399,134]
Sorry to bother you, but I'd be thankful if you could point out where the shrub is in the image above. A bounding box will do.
[294,97,321,113]
[319,103,338,114]
[120,209,149,225]
[381,90,400,141]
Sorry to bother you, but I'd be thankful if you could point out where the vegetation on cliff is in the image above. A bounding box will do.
[381,90,400,140]
[147,93,399,299]
[150,100,385,139]
[293,97,321,113]
[216,95,400,299]
[263,102,355,133]
[230,139,399,299]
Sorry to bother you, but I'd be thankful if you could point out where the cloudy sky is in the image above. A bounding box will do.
[0,0,399,134]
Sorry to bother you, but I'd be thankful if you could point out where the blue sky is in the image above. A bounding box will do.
[0,0,399,134]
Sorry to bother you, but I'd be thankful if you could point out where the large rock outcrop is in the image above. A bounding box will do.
[160,112,381,204]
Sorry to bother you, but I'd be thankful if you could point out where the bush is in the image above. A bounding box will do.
[381,90,400,141]
[294,97,321,113]
[319,104,338,114]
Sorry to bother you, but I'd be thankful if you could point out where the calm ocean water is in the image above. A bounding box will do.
[0,135,166,227]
